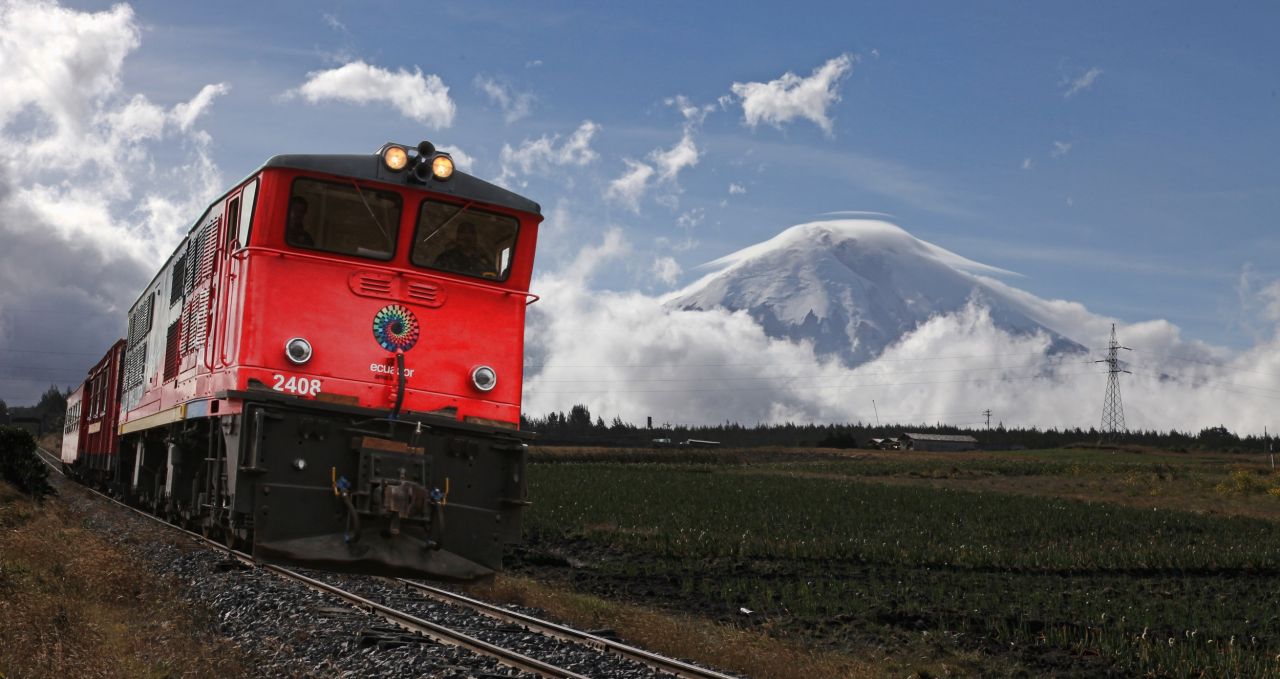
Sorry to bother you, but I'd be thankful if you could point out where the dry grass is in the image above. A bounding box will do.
[467,574,993,679]
[0,481,244,678]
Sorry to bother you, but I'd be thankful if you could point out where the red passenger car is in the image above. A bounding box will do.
[71,340,125,475]
[66,142,541,579]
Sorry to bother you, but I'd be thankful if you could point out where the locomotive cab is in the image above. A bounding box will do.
[86,142,542,580]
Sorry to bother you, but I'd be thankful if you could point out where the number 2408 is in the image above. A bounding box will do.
[272,374,322,396]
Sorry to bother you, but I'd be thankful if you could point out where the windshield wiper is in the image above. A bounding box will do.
[350,180,392,247]
[420,201,476,247]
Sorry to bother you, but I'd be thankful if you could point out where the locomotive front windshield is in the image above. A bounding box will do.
[286,178,401,260]
[412,200,518,280]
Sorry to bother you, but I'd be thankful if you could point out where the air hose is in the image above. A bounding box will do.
[391,350,406,420]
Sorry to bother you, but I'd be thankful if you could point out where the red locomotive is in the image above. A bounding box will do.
[62,142,541,580]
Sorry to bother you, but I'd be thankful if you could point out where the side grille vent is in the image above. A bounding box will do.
[405,282,443,307]
[349,272,395,299]
[163,320,181,381]
[348,271,447,308]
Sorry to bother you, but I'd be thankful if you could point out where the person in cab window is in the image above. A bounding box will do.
[434,222,493,276]
[286,196,315,246]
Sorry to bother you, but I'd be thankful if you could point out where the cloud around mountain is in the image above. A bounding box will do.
[523,218,1280,434]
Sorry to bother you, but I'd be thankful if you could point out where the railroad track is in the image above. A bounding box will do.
[33,448,739,679]
[395,578,740,679]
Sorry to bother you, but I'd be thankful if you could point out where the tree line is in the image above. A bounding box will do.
[0,385,68,437]
[521,404,1272,452]
[4,389,1268,453]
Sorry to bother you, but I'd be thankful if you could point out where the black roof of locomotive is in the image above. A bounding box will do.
[262,151,542,215]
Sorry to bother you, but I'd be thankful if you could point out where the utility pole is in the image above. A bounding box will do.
[1096,324,1131,441]
[983,409,992,429]
[1268,426,1274,470]
[872,400,880,427]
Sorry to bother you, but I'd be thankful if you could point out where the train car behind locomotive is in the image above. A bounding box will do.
[65,142,541,580]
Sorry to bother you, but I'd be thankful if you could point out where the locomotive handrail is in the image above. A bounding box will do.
[211,237,228,368]
[218,242,244,366]
[201,290,217,371]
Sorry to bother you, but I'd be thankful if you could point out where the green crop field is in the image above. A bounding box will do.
[517,449,1280,677]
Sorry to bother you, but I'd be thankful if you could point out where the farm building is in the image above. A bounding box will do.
[901,433,979,452]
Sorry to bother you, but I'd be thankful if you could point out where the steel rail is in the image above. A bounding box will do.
[267,566,590,679]
[397,578,742,679]
[33,447,589,679]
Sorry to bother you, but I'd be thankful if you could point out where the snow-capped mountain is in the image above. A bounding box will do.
[665,218,1089,366]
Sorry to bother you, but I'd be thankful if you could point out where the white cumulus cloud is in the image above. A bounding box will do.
[650,131,700,183]
[665,94,716,126]
[0,0,231,403]
[498,120,599,185]
[437,144,474,172]
[676,208,704,229]
[605,160,655,213]
[291,61,455,127]
[730,53,855,135]
[171,83,231,132]
[652,256,682,286]
[605,97,710,213]
[474,75,533,124]
[1063,66,1103,98]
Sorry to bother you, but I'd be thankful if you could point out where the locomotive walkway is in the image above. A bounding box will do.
[35,447,739,679]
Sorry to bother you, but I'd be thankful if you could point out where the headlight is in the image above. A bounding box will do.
[382,145,408,171]
[471,365,496,391]
[431,155,454,180]
[285,337,313,364]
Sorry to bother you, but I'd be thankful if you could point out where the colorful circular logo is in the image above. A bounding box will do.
[372,304,420,352]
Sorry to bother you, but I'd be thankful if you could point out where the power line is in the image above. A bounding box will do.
[0,376,77,384]
[525,368,1101,395]
[1128,347,1280,382]
[529,358,1096,384]
[526,349,1106,370]
[1125,367,1280,401]
[0,348,103,357]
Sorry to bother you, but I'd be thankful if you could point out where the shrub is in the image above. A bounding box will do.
[1214,469,1270,496]
[0,426,55,500]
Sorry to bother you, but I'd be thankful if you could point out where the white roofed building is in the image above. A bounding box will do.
[901,433,979,452]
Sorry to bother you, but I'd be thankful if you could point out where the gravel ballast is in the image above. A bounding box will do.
[50,470,699,678]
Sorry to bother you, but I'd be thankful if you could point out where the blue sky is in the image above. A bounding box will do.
[2,0,1278,418]
[109,0,1276,343]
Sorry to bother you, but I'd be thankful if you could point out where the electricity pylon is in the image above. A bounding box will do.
[1096,323,1131,439]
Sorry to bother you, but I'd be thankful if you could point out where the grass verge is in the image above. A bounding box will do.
[0,480,245,678]
[467,573,1001,679]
